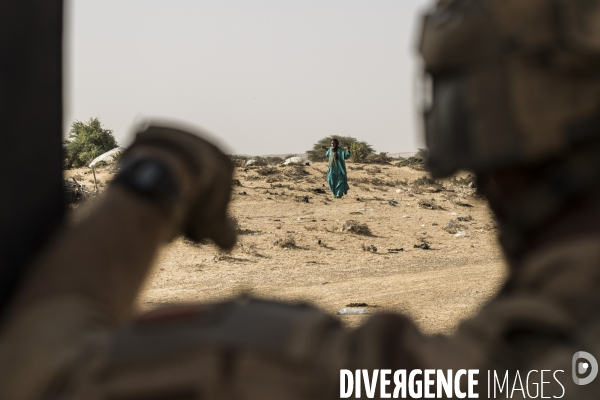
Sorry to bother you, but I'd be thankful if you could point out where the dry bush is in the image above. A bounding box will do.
[257,166,279,176]
[342,220,372,236]
[366,152,393,165]
[366,166,381,175]
[350,176,394,187]
[451,174,477,189]
[271,183,295,190]
[411,175,444,193]
[348,164,365,171]
[417,198,444,210]
[273,235,297,249]
[294,195,310,203]
[442,221,467,234]
[304,224,319,231]
[362,243,377,252]
[395,157,425,170]
[284,165,309,178]
[265,176,283,183]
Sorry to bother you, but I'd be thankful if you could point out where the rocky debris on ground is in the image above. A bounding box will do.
[63,177,95,206]
[414,243,431,250]
[453,200,474,208]
[310,188,326,194]
[387,248,404,253]
[362,244,377,252]
[443,221,467,234]
[418,198,444,210]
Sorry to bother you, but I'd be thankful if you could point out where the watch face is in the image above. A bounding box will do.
[116,158,180,210]
[132,161,167,191]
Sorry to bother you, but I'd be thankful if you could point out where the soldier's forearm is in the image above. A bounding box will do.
[8,144,196,325]
[9,185,180,325]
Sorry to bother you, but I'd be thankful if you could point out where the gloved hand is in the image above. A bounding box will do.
[121,124,237,249]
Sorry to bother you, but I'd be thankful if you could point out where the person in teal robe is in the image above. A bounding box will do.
[322,139,351,198]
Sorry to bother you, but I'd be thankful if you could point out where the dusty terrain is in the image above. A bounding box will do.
[66,161,506,335]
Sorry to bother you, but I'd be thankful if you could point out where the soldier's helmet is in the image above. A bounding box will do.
[419,0,600,178]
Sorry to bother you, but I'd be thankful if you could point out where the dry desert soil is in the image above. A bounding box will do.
[66,162,506,335]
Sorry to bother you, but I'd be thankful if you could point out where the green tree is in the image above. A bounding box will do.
[64,118,118,168]
[306,135,374,162]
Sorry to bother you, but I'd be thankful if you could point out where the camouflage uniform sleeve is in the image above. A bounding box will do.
[64,239,600,399]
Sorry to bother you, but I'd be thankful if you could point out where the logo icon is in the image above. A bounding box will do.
[572,351,598,385]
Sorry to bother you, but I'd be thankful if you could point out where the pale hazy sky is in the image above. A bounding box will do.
[65,0,432,155]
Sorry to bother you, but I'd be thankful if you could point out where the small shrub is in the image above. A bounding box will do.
[274,235,296,248]
[362,243,377,252]
[342,220,372,236]
[442,221,466,234]
[349,142,371,163]
[365,166,381,175]
[306,135,374,162]
[366,152,392,164]
[63,117,118,168]
[417,198,444,210]
[284,165,309,178]
[257,166,279,176]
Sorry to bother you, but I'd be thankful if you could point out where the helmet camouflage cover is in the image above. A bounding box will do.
[419,0,600,178]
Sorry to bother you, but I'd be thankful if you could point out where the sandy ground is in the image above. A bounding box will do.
[66,162,506,335]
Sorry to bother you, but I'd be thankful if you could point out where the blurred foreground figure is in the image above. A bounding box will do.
[2,0,600,398]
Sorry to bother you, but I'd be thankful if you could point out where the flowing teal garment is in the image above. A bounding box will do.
[325,147,351,197]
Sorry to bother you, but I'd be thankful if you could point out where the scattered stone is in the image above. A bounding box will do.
[414,243,431,250]
[346,303,369,307]
[311,188,326,194]
[455,231,469,238]
[457,216,473,222]
[418,198,443,210]
[443,221,466,234]
[388,248,404,253]
[232,179,242,187]
[454,200,474,208]
[362,244,377,252]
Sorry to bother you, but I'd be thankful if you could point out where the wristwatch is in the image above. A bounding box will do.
[114,158,181,214]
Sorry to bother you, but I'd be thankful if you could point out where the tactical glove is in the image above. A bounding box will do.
[119,124,237,249]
